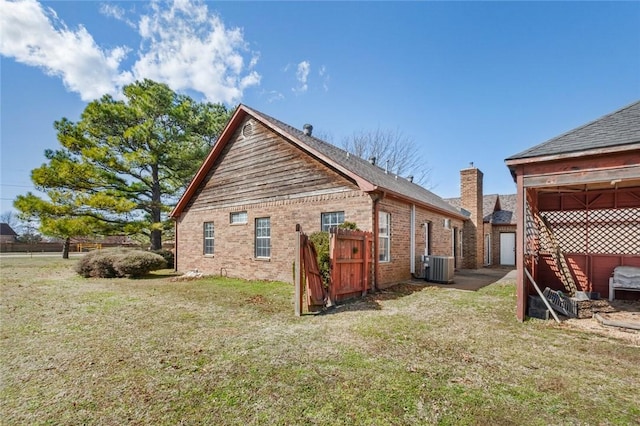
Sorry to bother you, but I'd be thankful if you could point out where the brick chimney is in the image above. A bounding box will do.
[460,166,484,269]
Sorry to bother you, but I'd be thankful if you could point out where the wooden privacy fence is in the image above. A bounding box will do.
[294,224,372,315]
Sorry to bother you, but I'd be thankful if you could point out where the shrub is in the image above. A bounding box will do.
[75,248,125,278]
[152,249,174,269]
[309,231,330,287]
[75,248,167,278]
[113,251,167,278]
[340,221,359,230]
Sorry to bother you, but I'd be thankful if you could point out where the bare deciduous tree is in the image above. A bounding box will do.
[341,127,433,188]
[0,210,21,233]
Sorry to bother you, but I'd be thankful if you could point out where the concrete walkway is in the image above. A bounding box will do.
[412,268,516,292]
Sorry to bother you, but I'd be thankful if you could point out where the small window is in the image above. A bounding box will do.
[255,217,271,258]
[321,211,345,232]
[203,222,214,255]
[379,212,390,262]
[230,211,248,224]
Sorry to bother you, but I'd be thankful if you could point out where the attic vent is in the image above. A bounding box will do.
[242,121,255,137]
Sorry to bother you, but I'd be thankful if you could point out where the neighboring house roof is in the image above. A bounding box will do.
[506,100,640,161]
[0,223,18,237]
[486,194,516,225]
[171,105,465,219]
[445,194,517,225]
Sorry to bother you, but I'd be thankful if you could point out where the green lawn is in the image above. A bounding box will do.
[1,256,638,425]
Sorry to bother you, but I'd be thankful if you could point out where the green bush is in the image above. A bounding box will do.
[309,231,330,287]
[75,248,167,278]
[75,248,124,278]
[113,251,167,278]
[152,249,174,269]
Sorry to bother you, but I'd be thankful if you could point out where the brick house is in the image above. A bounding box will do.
[170,105,467,288]
[446,168,517,268]
[0,223,18,243]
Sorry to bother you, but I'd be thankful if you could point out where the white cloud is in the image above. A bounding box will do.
[132,0,260,104]
[0,0,261,104]
[319,65,329,92]
[99,3,136,29]
[262,89,284,103]
[294,60,310,93]
[0,0,132,101]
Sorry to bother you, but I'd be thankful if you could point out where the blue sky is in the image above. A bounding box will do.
[1,0,639,215]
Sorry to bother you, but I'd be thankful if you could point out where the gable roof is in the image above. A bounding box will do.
[506,100,640,162]
[0,223,18,236]
[486,194,516,225]
[445,194,517,225]
[171,105,465,219]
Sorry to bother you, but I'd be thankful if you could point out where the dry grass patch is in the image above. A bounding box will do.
[1,256,639,425]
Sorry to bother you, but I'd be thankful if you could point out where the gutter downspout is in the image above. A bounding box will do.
[174,219,178,272]
[372,193,382,292]
[410,204,416,275]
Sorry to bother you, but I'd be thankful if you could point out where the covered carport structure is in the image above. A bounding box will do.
[506,101,640,321]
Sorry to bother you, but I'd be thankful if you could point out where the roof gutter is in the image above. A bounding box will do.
[377,187,467,221]
[505,142,640,167]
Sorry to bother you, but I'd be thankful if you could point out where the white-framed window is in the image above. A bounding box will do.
[255,217,271,258]
[203,222,214,255]
[230,211,248,224]
[484,234,492,265]
[379,211,391,262]
[321,211,345,232]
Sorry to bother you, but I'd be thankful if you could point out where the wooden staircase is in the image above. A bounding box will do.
[534,213,578,296]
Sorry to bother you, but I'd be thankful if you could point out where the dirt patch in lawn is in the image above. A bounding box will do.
[562,301,640,346]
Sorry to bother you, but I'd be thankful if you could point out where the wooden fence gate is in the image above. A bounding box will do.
[329,228,373,303]
[294,225,372,315]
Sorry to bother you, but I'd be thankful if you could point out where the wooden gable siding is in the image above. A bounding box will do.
[185,118,358,212]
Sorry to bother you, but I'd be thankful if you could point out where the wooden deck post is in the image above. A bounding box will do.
[515,170,527,321]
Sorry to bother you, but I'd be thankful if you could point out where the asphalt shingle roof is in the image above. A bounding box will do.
[0,223,18,236]
[246,106,463,217]
[445,194,517,225]
[506,100,640,161]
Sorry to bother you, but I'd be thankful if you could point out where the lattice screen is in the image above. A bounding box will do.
[525,203,539,257]
[539,207,640,255]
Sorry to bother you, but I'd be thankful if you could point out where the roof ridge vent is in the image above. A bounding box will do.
[303,123,313,136]
[369,156,376,165]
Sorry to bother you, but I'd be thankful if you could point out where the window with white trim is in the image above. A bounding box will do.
[321,211,345,232]
[255,217,271,258]
[379,211,391,262]
[230,211,248,224]
[203,222,214,255]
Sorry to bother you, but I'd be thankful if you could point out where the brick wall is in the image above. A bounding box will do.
[176,190,373,283]
[460,167,484,269]
[490,224,517,266]
[377,198,464,288]
[377,198,411,287]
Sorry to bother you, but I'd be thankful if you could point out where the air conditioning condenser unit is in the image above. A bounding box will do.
[423,255,454,284]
